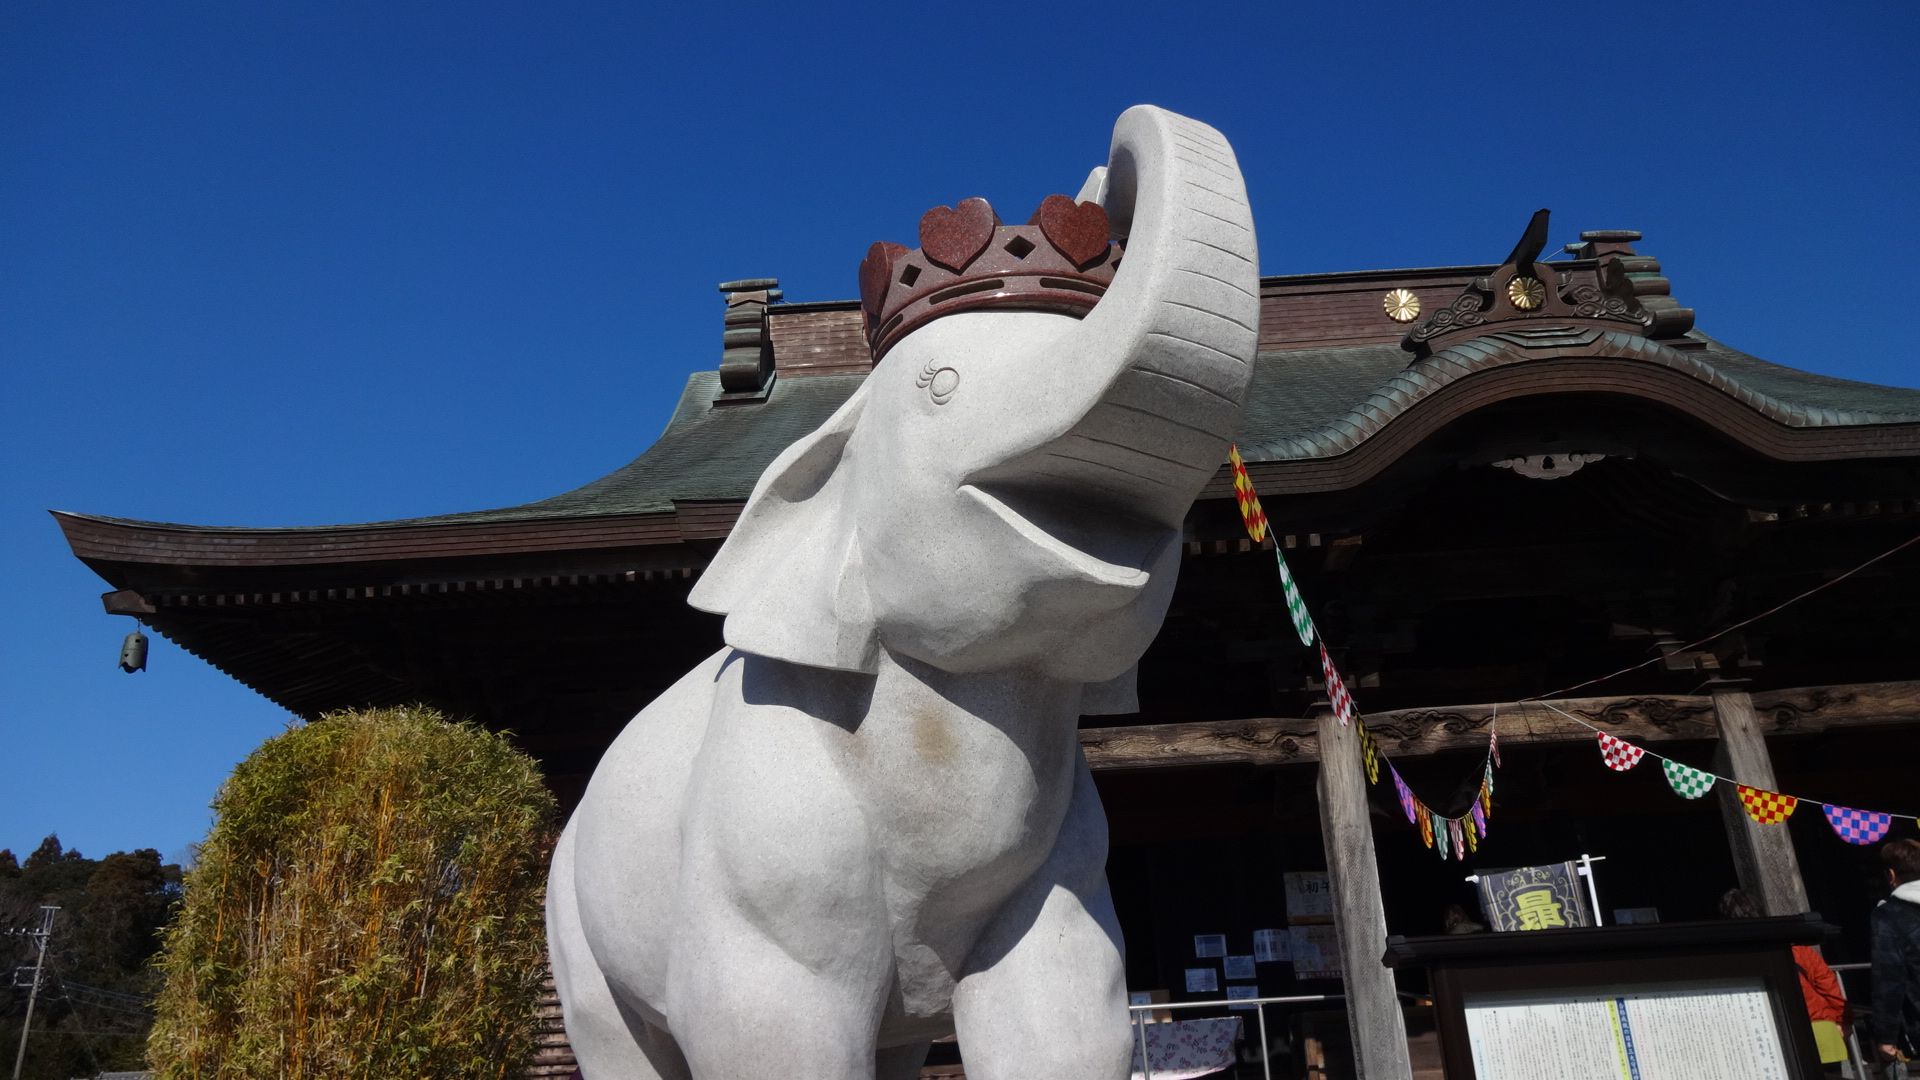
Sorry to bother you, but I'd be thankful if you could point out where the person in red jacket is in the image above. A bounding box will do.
[1720,888,1850,1071]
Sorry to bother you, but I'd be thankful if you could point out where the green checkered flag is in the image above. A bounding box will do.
[1662,758,1715,800]
[1276,548,1315,646]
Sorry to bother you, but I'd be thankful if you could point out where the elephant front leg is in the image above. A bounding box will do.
[665,699,898,1079]
[951,754,1130,1080]
[668,906,895,1080]
[951,874,1131,1080]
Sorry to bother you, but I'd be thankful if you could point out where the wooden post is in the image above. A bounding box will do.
[1315,706,1412,1079]
[1709,682,1810,916]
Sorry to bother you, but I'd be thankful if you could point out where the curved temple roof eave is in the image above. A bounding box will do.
[1235,330,1920,483]
[51,329,1920,574]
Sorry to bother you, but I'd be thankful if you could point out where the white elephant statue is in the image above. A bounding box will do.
[547,105,1259,1080]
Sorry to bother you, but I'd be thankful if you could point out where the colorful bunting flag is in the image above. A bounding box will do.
[1662,759,1715,800]
[1227,445,1268,544]
[1597,731,1646,772]
[1276,548,1315,646]
[1319,643,1354,727]
[1738,785,1798,825]
[1822,804,1893,845]
[1231,448,1915,855]
[1393,768,1418,824]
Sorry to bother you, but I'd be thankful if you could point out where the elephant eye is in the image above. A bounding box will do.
[914,360,960,406]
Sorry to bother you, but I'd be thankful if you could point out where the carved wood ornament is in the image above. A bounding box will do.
[1402,209,1650,359]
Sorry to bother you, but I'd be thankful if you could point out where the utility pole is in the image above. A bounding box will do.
[9,905,57,1080]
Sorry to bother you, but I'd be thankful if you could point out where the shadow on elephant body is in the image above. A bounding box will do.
[729,648,874,735]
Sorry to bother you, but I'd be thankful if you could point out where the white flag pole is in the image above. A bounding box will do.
[1575,853,1607,926]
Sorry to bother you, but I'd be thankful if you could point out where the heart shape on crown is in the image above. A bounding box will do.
[1032,194,1112,269]
[919,197,998,273]
[859,241,909,323]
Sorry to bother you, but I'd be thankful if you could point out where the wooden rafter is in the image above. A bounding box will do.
[1077,679,1920,771]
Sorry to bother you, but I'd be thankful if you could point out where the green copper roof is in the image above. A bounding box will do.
[428,330,1920,525]
[68,330,1920,535]
[1239,331,1920,462]
[444,370,863,520]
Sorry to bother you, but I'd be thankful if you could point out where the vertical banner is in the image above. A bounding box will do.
[1477,863,1594,931]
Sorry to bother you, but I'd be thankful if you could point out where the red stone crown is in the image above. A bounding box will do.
[859,194,1121,363]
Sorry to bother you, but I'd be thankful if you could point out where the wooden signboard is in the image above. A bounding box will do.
[1382,915,1830,1079]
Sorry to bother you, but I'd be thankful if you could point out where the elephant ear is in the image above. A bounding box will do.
[688,383,879,673]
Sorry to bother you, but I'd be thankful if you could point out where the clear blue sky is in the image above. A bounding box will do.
[3,3,1916,862]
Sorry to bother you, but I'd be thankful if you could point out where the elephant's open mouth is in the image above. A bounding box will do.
[960,482,1166,589]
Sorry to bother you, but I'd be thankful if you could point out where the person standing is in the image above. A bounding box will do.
[1873,839,1920,1077]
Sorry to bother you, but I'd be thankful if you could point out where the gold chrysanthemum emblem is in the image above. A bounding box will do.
[1507,276,1545,311]
[1382,288,1421,323]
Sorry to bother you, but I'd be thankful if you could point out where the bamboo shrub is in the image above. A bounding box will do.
[149,706,557,1079]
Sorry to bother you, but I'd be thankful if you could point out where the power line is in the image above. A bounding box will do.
[43,972,107,1078]
[1526,529,1920,702]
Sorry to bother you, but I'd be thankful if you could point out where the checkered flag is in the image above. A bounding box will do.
[1227,445,1268,544]
[1662,759,1715,800]
[1358,723,1381,784]
[1393,768,1418,824]
[1821,804,1892,845]
[1448,818,1465,860]
[1420,807,1435,851]
[1275,548,1315,647]
[1319,643,1354,727]
[1596,731,1645,772]
[1471,799,1488,839]
[1737,784,1798,825]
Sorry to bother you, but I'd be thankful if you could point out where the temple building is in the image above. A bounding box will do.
[56,219,1920,1077]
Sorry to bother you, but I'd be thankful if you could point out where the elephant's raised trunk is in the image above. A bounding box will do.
[991,107,1260,528]
[690,106,1259,680]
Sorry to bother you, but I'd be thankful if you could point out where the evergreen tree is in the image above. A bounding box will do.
[23,835,65,871]
[0,838,181,1078]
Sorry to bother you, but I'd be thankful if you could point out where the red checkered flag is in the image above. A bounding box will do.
[1227,445,1269,544]
[1737,785,1798,825]
[1319,642,1354,727]
[1596,731,1645,772]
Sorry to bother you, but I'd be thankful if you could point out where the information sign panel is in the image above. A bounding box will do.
[1464,979,1789,1080]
